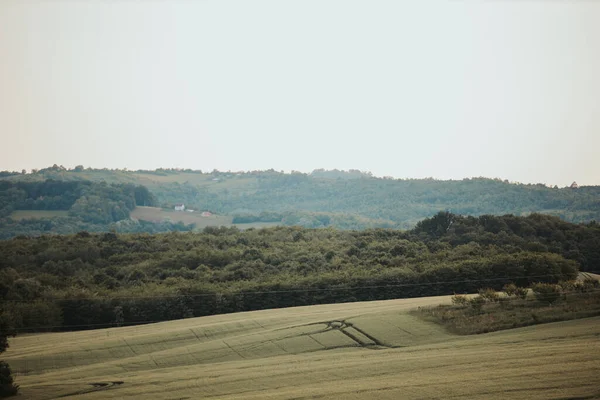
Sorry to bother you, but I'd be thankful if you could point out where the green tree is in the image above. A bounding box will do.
[0,310,18,397]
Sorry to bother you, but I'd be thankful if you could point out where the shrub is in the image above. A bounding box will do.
[503,283,517,297]
[0,361,18,397]
[451,294,469,306]
[127,269,147,284]
[514,287,529,300]
[531,283,562,304]
[469,296,486,312]
[582,278,600,292]
[559,279,599,294]
[478,288,500,303]
[558,280,578,292]
[0,311,18,398]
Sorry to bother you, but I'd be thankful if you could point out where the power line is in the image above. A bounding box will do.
[8,287,600,332]
[2,273,584,304]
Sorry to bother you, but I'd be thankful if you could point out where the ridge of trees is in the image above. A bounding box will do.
[1,212,598,332]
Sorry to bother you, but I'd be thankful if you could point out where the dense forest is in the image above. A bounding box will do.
[2,166,599,231]
[0,180,194,238]
[1,213,598,332]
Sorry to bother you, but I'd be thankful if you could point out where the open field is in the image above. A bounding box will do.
[9,210,70,220]
[131,206,233,226]
[5,295,600,400]
[578,272,600,281]
[130,206,280,230]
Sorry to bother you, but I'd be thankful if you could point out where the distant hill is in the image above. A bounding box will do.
[2,166,598,231]
[0,179,198,238]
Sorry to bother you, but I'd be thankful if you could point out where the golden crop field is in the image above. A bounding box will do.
[5,294,600,399]
[130,206,234,226]
[130,206,280,230]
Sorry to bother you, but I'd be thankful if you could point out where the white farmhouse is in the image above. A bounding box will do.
[174,203,185,211]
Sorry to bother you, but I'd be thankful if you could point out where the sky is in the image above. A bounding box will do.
[0,0,599,187]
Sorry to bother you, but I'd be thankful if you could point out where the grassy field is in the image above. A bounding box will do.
[131,206,233,226]
[5,295,600,400]
[579,272,600,282]
[130,206,280,230]
[9,210,70,220]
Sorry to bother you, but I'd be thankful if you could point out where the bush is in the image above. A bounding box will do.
[503,283,517,297]
[0,361,18,397]
[514,287,529,300]
[531,283,562,304]
[478,288,500,303]
[558,280,578,292]
[414,280,600,335]
[451,294,469,306]
[582,278,600,292]
[0,312,18,398]
[469,296,486,312]
[559,279,600,294]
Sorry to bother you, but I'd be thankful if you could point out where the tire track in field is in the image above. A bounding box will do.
[55,381,124,398]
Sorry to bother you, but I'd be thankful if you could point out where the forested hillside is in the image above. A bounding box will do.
[1,213,598,332]
[0,180,194,238]
[2,166,599,230]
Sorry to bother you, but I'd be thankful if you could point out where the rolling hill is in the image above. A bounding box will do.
[5,296,600,399]
[2,166,600,230]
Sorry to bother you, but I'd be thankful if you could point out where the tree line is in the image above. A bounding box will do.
[2,212,598,333]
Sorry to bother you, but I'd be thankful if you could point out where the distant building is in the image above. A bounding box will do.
[174,203,185,211]
[570,182,579,189]
[201,211,212,217]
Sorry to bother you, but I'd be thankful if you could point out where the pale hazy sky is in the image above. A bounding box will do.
[1,0,598,186]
